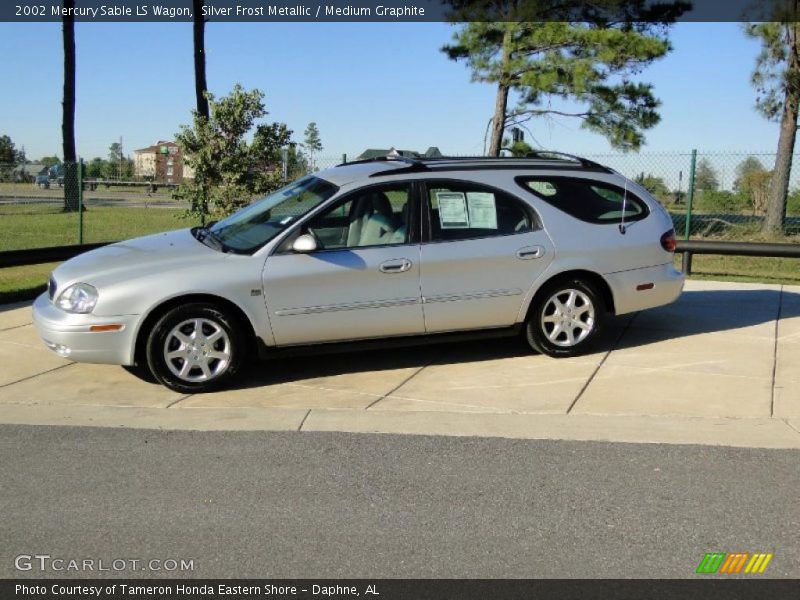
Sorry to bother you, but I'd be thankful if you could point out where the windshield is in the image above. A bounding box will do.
[206,176,339,253]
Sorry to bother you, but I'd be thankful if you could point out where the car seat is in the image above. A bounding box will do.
[347,192,398,246]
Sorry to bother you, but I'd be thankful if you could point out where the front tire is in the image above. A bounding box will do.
[525,278,606,357]
[146,303,246,393]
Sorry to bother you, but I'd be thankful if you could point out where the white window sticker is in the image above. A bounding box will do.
[466,192,497,229]
[436,191,470,229]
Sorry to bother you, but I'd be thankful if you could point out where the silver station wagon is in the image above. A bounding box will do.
[33,154,684,393]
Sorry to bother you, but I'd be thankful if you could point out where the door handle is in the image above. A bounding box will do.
[516,246,544,260]
[379,259,412,274]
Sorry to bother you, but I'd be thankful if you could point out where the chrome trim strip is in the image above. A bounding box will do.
[275,297,421,317]
[423,288,523,304]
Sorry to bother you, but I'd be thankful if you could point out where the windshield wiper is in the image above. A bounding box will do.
[193,226,232,253]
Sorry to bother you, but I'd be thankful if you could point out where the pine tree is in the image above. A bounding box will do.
[442,3,686,155]
[303,122,323,171]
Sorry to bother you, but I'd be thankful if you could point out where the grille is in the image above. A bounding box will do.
[48,275,57,300]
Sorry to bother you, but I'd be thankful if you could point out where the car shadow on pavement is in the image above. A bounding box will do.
[230,336,533,389]
[612,288,799,351]
[225,325,627,391]
[0,301,33,314]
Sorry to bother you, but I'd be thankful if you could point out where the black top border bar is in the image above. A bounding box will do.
[3,0,799,23]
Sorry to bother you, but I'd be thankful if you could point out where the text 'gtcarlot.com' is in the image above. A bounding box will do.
[14,553,194,572]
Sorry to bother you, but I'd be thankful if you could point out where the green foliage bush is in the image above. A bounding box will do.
[175,84,292,220]
[695,190,749,213]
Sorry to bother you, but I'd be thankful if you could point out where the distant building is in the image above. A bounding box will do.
[356,146,443,160]
[134,141,194,183]
[11,163,46,182]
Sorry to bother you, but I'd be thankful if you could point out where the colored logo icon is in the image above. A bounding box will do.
[696,552,773,574]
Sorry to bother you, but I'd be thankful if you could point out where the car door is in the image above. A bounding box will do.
[262,182,425,346]
[419,179,554,333]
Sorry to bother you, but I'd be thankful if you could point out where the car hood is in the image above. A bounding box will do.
[52,228,223,288]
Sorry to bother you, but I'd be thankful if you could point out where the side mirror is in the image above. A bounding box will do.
[292,233,318,253]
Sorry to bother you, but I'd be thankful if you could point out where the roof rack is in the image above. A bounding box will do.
[339,152,614,175]
[336,155,426,169]
[522,151,610,172]
[419,152,609,169]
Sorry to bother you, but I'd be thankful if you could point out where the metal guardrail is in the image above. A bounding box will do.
[675,240,800,275]
[0,242,112,268]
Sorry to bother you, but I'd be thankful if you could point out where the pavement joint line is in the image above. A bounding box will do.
[770,285,783,419]
[565,312,637,415]
[784,419,800,436]
[165,394,192,408]
[0,363,75,390]
[297,409,311,431]
[365,365,429,410]
[0,323,32,333]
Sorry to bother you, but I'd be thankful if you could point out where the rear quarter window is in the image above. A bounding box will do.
[517,177,649,224]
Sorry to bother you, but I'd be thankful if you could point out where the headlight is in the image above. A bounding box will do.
[56,283,98,314]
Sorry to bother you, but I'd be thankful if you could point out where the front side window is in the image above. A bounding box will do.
[304,184,412,250]
[426,182,535,242]
[208,176,339,253]
[518,177,648,224]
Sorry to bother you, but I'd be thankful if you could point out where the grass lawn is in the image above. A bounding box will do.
[677,255,800,286]
[0,205,193,251]
[0,205,195,301]
[0,262,57,303]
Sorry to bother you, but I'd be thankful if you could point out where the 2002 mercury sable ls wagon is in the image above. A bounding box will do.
[33,154,684,393]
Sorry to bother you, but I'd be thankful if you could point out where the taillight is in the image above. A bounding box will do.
[660,229,677,252]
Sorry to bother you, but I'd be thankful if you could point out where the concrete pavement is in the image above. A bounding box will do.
[1,280,799,448]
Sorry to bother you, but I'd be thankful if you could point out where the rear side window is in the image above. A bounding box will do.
[517,177,648,224]
[425,182,538,242]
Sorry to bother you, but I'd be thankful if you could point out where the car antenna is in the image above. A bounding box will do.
[619,178,628,235]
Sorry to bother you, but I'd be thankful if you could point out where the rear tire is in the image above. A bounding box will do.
[525,278,606,357]
[146,303,246,393]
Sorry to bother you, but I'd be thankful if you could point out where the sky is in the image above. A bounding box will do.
[0,21,782,161]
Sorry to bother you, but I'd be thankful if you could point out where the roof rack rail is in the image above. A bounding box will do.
[522,150,610,171]
[337,155,427,169]
[408,152,611,171]
[340,152,614,176]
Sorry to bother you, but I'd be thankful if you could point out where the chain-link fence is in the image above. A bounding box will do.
[0,161,196,252]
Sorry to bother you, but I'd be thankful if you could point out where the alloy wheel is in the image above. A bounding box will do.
[540,288,595,348]
[163,318,231,382]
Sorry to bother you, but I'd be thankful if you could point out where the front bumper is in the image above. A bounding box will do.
[604,262,685,315]
[32,293,140,365]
